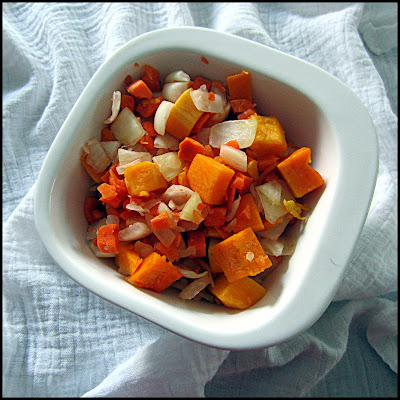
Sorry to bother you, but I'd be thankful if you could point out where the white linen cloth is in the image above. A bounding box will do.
[3,2,397,397]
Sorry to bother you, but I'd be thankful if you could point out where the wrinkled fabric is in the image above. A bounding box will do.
[3,3,397,398]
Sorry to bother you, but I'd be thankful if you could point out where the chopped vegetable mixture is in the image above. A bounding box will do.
[82,65,324,310]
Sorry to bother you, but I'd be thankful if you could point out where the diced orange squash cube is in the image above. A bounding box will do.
[249,115,287,158]
[209,275,267,310]
[126,252,183,293]
[233,193,264,233]
[124,161,168,196]
[187,154,235,205]
[116,243,143,275]
[165,89,204,140]
[226,71,252,102]
[208,227,272,282]
[277,147,324,198]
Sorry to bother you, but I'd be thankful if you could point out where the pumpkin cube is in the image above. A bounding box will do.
[126,252,183,293]
[165,89,204,140]
[210,275,267,310]
[208,227,272,282]
[233,193,264,233]
[249,115,287,157]
[124,161,168,196]
[277,147,324,198]
[187,154,235,205]
[116,243,143,275]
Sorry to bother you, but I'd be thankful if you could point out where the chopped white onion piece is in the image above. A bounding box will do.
[86,218,107,240]
[209,119,257,148]
[177,220,199,232]
[154,132,180,150]
[154,100,174,135]
[225,218,237,232]
[106,214,119,225]
[118,222,152,242]
[226,195,241,222]
[196,127,211,145]
[116,150,152,174]
[88,241,116,258]
[259,237,285,257]
[111,107,145,146]
[210,81,227,104]
[153,152,185,181]
[164,70,191,83]
[190,86,224,113]
[178,274,212,300]
[162,82,189,103]
[206,102,232,127]
[220,144,248,172]
[103,91,121,124]
[100,141,120,163]
[257,213,293,240]
[133,241,155,258]
[162,185,194,206]
[118,148,151,165]
[258,179,282,205]
[179,192,204,223]
[84,138,111,173]
[177,268,209,279]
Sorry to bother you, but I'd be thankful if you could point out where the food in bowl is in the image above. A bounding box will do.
[81,64,325,310]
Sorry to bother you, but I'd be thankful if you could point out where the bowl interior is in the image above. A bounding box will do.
[37,29,377,349]
[49,48,337,331]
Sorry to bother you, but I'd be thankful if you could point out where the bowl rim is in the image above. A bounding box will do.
[34,26,379,350]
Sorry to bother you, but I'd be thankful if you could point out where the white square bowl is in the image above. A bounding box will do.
[34,27,378,350]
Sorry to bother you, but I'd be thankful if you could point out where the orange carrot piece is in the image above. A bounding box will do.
[277,147,324,198]
[233,193,264,233]
[84,198,105,224]
[116,243,143,275]
[226,185,236,210]
[141,64,161,92]
[139,134,155,151]
[135,96,162,118]
[178,137,205,162]
[225,140,240,149]
[97,224,120,254]
[187,154,235,205]
[126,252,183,293]
[211,80,226,93]
[120,94,135,113]
[231,171,253,194]
[203,144,214,158]
[124,74,132,85]
[191,112,213,134]
[226,71,252,102]
[155,233,182,262]
[237,108,257,120]
[101,127,115,142]
[188,229,206,258]
[230,99,255,114]
[127,79,153,99]
[192,76,211,91]
[151,211,172,231]
[142,120,158,138]
[257,155,279,172]
[203,206,227,227]
[97,183,121,208]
